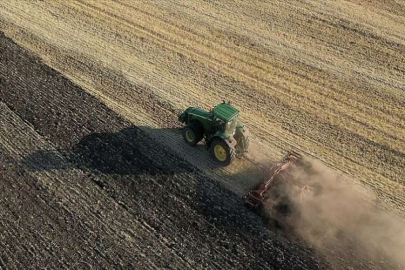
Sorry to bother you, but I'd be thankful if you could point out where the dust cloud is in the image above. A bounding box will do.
[283,159,405,268]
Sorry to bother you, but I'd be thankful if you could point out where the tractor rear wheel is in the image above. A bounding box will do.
[209,138,235,166]
[182,123,202,146]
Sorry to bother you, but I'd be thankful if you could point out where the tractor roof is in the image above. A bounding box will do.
[213,103,239,121]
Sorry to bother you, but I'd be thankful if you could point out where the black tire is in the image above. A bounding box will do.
[182,122,203,146]
[190,121,204,142]
[182,125,198,146]
[209,138,235,166]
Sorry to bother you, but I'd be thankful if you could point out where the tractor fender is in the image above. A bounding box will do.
[224,137,237,149]
[178,112,187,123]
[242,126,249,137]
[189,119,203,129]
[178,107,195,123]
[235,126,249,138]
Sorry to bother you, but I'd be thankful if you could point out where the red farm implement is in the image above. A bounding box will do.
[243,150,316,225]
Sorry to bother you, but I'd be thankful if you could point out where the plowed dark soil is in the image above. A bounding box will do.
[0,32,336,270]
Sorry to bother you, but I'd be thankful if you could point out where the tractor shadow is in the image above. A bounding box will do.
[20,124,252,177]
[20,126,194,176]
[22,125,272,228]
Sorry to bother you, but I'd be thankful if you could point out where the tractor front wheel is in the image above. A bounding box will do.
[182,124,201,146]
[209,139,235,166]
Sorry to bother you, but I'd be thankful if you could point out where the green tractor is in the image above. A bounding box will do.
[178,101,250,166]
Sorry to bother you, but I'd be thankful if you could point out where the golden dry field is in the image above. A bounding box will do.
[1,0,405,269]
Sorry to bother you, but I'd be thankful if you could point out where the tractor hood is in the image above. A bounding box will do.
[178,107,211,123]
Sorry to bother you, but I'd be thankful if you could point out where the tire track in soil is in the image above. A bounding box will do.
[0,33,333,269]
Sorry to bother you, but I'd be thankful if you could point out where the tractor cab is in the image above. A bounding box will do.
[211,101,240,137]
[213,117,238,135]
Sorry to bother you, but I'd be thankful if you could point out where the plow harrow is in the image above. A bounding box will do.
[243,150,317,226]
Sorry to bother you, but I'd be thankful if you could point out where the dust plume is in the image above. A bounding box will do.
[283,159,405,268]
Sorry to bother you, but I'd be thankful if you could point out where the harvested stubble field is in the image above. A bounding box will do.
[0,0,404,269]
